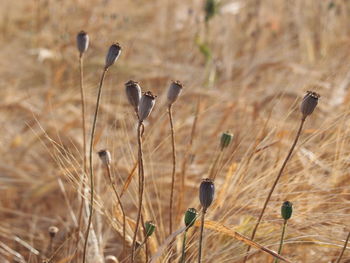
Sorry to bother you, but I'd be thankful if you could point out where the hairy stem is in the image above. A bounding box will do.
[82,68,107,263]
[180,230,188,263]
[168,104,176,236]
[198,208,206,263]
[273,220,287,263]
[131,122,145,262]
[106,164,126,259]
[243,117,305,262]
[336,231,350,263]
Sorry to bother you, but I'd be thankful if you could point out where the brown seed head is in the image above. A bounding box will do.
[76,31,89,55]
[125,80,142,113]
[48,226,59,238]
[167,80,183,105]
[105,43,121,69]
[98,149,111,166]
[138,91,156,122]
[300,91,320,119]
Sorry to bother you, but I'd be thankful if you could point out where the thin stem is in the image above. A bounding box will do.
[180,230,188,263]
[336,231,350,263]
[273,220,287,263]
[209,149,223,180]
[243,117,305,262]
[131,122,145,262]
[82,68,108,263]
[168,104,176,236]
[106,164,126,260]
[198,208,206,263]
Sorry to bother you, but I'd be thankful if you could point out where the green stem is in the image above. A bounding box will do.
[82,68,107,263]
[243,118,305,263]
[336,231,350,263]
[273,220,287,263]
[180,230,188,263]
[169,104,176,236]
[198,209,206,263]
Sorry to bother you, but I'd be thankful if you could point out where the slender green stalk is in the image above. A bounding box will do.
[243,118,305,262]
[273,220,287,263]
[198,209,207,263]
[82,67,108,263]
[180,230,188,263]
[168,104,176,236]
[336,231,350,263]
[131,122,145,262]
[209,149,222,180]
[106,164,126,259]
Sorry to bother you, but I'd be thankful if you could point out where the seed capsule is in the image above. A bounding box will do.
[184,208,198,228]
[98,149,111,166]
[199,178,215,210]
[77,31,89,55]
[138,91,156,122]
[281,201,293,220]
[145,221,156,237]
[220,132,233,150]
[300,91,320,119]
[105,43,121,69]
[167,80,183,105]
[48,226,59,238]
[125,80,142,113]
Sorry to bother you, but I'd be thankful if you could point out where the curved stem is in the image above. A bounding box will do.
[180,230,188,263]
[168,104,176,236]
[131,122,145,262]
[336,231,350,263]
[198,208,206,263]
[106,164,126,259]
[273,220,287,263]
[82,68,107,263]
[243,118,305,262]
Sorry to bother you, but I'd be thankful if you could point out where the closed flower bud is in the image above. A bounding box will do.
[281,201,293,220]
[138,91,156,122]
[220,131,233,150]
[98,149,111,166]
[184,208,198,228]
[48,226,59,238]
[300,91,320,119]
[125,80,141,112]
[105,43,121,69]
[167,80,183,105]
[199,178,215,210]
[77,31,89,55]
[145,221,156,237]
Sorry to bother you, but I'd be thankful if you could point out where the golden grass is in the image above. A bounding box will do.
[1,0,350,262]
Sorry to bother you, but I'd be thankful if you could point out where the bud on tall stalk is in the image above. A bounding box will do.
[138,91,156,122]
[105,43,122,69]
[125,80,142,113]
[281,201,293,221]
[77,31,89,56]
[300,91,320,120]
[145,221,156,237]
[98,149,111,166]
[167,80,183,105]
[220,132,233,151]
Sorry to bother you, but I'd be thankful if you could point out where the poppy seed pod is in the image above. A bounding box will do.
[77,31,89,55]
[125,80,141,112]
[281,201,293,221]
[145,221,156,237]
[199,178,215,210]
[48,226,59,238]
[300,91,320,119]
[167,80,183,105]
[184,208,198,228]
[138,91,156,122]
[98,149,111,166]
[105,43,121,69]
[220,131,233,150]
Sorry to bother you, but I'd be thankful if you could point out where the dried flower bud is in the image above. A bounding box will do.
[77,31,89,55]
[125,80,142,113]
[98,149,111,166]
[184,208,198,228]
[220,132,233,150]
[105,43,121,69]
[167,80,183,105]
[281,201,293,221]
[300,91,320,119]
[138,91,156,122]
[145,221,156,237]
[199,178,215,210]
[48,226,59,238]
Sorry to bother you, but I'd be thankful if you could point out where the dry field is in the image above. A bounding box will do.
[1,0,350,262]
